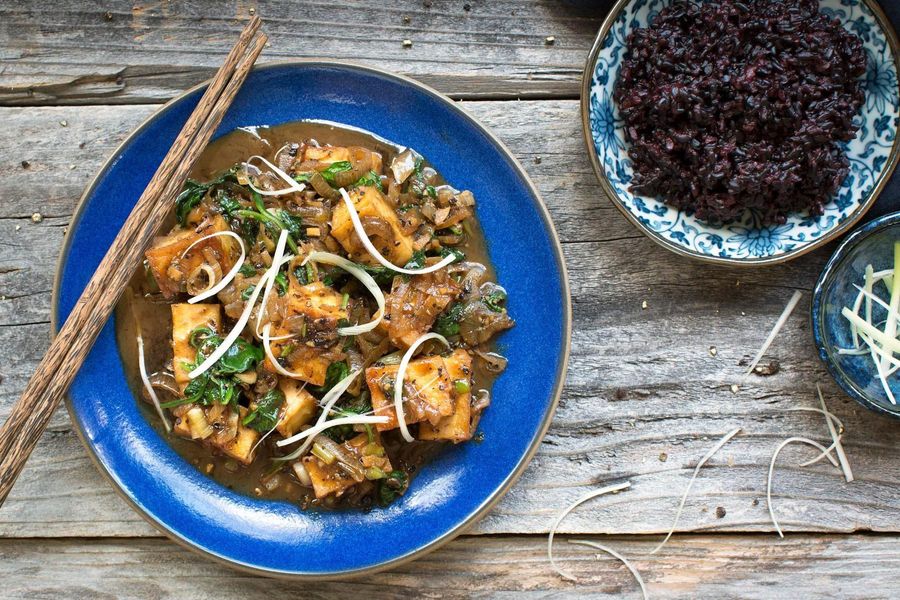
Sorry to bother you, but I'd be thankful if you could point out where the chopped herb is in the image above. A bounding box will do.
[425,185,437,198]
[180,329,265,408]
[439,247,465,263]
[242,389,285,432]
[217,195,242,220]
[174,167,237,226]
[352,170,384,191]
[340,292,350,310]
[239,263,257,277]
[241,284,256,301]
[312,361,351,394]
[324,394,374,442]
[404,250,426,270]
[483,289,508,313]
[377,470,409,506]
[433,303,464,337]
[276,210,307,244]
[319,161,352,186]
[279,342,296,358]
[274,271,288,296]
[361,264,395,287]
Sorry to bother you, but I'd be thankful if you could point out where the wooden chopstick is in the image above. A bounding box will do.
[0,19,267,505]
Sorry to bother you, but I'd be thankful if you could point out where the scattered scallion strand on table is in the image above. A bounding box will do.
[547,481,632,582]
[568,540,648,600]
[746,291,803,375]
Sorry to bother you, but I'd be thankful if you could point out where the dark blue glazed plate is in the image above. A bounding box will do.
[812,211,900,419]
[52,61,571,578]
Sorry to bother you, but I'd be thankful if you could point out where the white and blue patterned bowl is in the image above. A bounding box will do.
[582,0,900,265]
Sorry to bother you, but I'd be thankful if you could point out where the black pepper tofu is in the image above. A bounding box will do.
[419,349,475,442]
[330,186,414,266]
[385,266,462,348]
[171,303,221,391]
[145,215,235,298]
[214,407,260,465]
[302,433,393,499]
[365,355,455,431]
[275,378,317,437]
[263,279,348,386]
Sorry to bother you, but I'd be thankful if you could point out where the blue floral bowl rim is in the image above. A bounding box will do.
[49,59,573,579]
[811,209,900,420]
[580,0,900,267]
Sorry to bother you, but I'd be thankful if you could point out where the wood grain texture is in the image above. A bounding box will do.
[0,16,266,505]
[0,101,897,538]
[1,534,899,599]
[0,0,607,104]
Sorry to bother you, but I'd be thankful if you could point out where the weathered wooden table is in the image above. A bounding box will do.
[2,2,899,597]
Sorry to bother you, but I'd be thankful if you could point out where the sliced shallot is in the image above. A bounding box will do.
[243,155,306,197]
[181,230,246,304]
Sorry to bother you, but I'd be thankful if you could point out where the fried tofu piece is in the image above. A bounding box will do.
[214,407,260,465]
[263,280,347,386]
[419,350,475,443]
[366,355,454,432]
[171,303,221,391]
[385,266,462,348]
[331,186,414,266]
[302,145,350,165]
[298,146,383,173]
[264,339,334,387]
[285,280,347,331]
[145,216,235,298]
[275,378,317,437]
[302,433,392,499]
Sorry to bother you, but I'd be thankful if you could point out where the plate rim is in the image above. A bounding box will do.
[580,0,900,267]
[50,58,573,579]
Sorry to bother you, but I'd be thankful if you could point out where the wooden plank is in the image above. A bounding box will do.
[1,533,899,598]
[0,103,898,539]
[0,0,605,105]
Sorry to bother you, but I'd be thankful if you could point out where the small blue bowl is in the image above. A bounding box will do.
[52,61,571,577]
[582,0,900,265]
[812,211,900,419]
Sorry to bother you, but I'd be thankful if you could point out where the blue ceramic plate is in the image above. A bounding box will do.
[812,211,900,419]
[52,62,571,578]
[582,0,900,265]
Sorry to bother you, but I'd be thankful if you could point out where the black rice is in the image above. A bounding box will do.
[614,0,867,224]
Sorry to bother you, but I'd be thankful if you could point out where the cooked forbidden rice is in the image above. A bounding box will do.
[614,0,868,224]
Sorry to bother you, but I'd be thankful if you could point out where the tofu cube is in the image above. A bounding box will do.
[275,378,317,437]
[145,216,233,298]
[286,280,348,330]
[302,433,392,499]
[331,186,414,266]
[171,303,221,391]
[420,350,475,442]
[366,355,454,431]
[385,267,461,348]
[216,408,260,465]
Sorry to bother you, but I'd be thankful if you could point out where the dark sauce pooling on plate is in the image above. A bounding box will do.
[116,120,509,510]
[614,0,868,224]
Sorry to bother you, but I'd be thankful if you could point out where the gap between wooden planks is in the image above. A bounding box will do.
[0,103,898,540]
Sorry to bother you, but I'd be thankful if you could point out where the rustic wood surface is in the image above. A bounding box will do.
[1,1,899,597]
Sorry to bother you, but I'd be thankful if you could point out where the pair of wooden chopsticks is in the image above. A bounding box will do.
[0,17,267,505]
